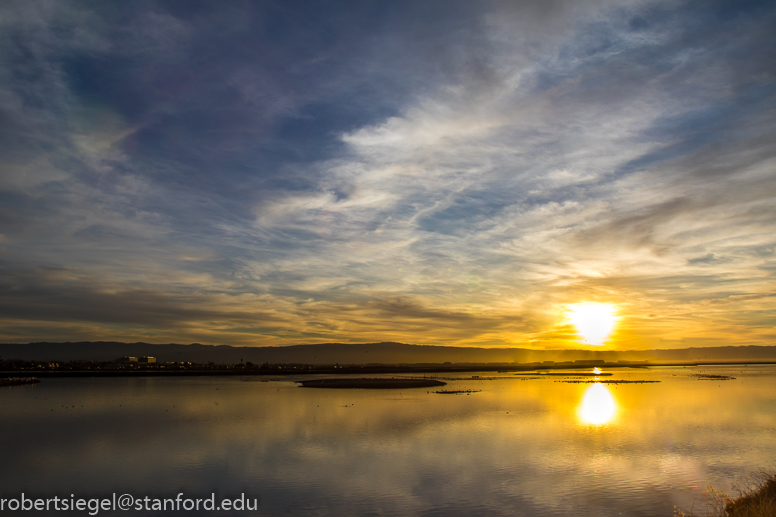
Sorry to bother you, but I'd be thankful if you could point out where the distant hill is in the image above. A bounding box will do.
[1,341,776,365]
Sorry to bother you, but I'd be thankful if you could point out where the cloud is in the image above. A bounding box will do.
[1,0,775,348]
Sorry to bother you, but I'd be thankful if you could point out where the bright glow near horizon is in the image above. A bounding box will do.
[567,303,618,346]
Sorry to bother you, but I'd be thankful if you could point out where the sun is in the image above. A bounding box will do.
[567,302,618,346]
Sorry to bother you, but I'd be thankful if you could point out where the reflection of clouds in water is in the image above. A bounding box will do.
[578,383,617,425]
[4,371,776,515]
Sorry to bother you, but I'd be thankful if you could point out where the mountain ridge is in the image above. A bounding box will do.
[2,341,776,364]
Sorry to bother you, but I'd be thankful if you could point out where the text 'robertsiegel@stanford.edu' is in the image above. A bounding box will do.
[0,493,259,515]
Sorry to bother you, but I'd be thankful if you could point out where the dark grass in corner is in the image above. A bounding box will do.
[674,469,776,517]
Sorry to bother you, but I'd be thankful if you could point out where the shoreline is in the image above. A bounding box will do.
[0,361,772,379]
[0,377,40,387]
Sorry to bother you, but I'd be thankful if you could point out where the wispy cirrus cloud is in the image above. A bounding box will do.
[0,0,774,348]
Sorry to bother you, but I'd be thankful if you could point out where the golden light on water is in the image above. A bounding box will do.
[567,303,618,345]
[578,383,617,425]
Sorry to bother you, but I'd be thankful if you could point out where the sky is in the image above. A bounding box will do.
[1,0,775,350]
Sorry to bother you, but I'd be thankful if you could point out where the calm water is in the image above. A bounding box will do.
[2,365,776,516]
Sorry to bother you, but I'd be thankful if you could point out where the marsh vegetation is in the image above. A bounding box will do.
[674,470,776,517]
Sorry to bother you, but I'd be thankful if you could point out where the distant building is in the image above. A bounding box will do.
[118,357,138,363]
[138,356,156,364]
[574,359,605,365]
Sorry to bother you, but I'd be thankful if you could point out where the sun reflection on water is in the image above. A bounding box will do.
[578,383,617,425]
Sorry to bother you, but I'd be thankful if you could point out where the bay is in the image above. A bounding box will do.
[2,365,775,516]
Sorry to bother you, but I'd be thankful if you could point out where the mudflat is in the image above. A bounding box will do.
[298,378,446,389]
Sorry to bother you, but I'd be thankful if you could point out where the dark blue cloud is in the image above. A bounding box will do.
[1,0,775,347]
